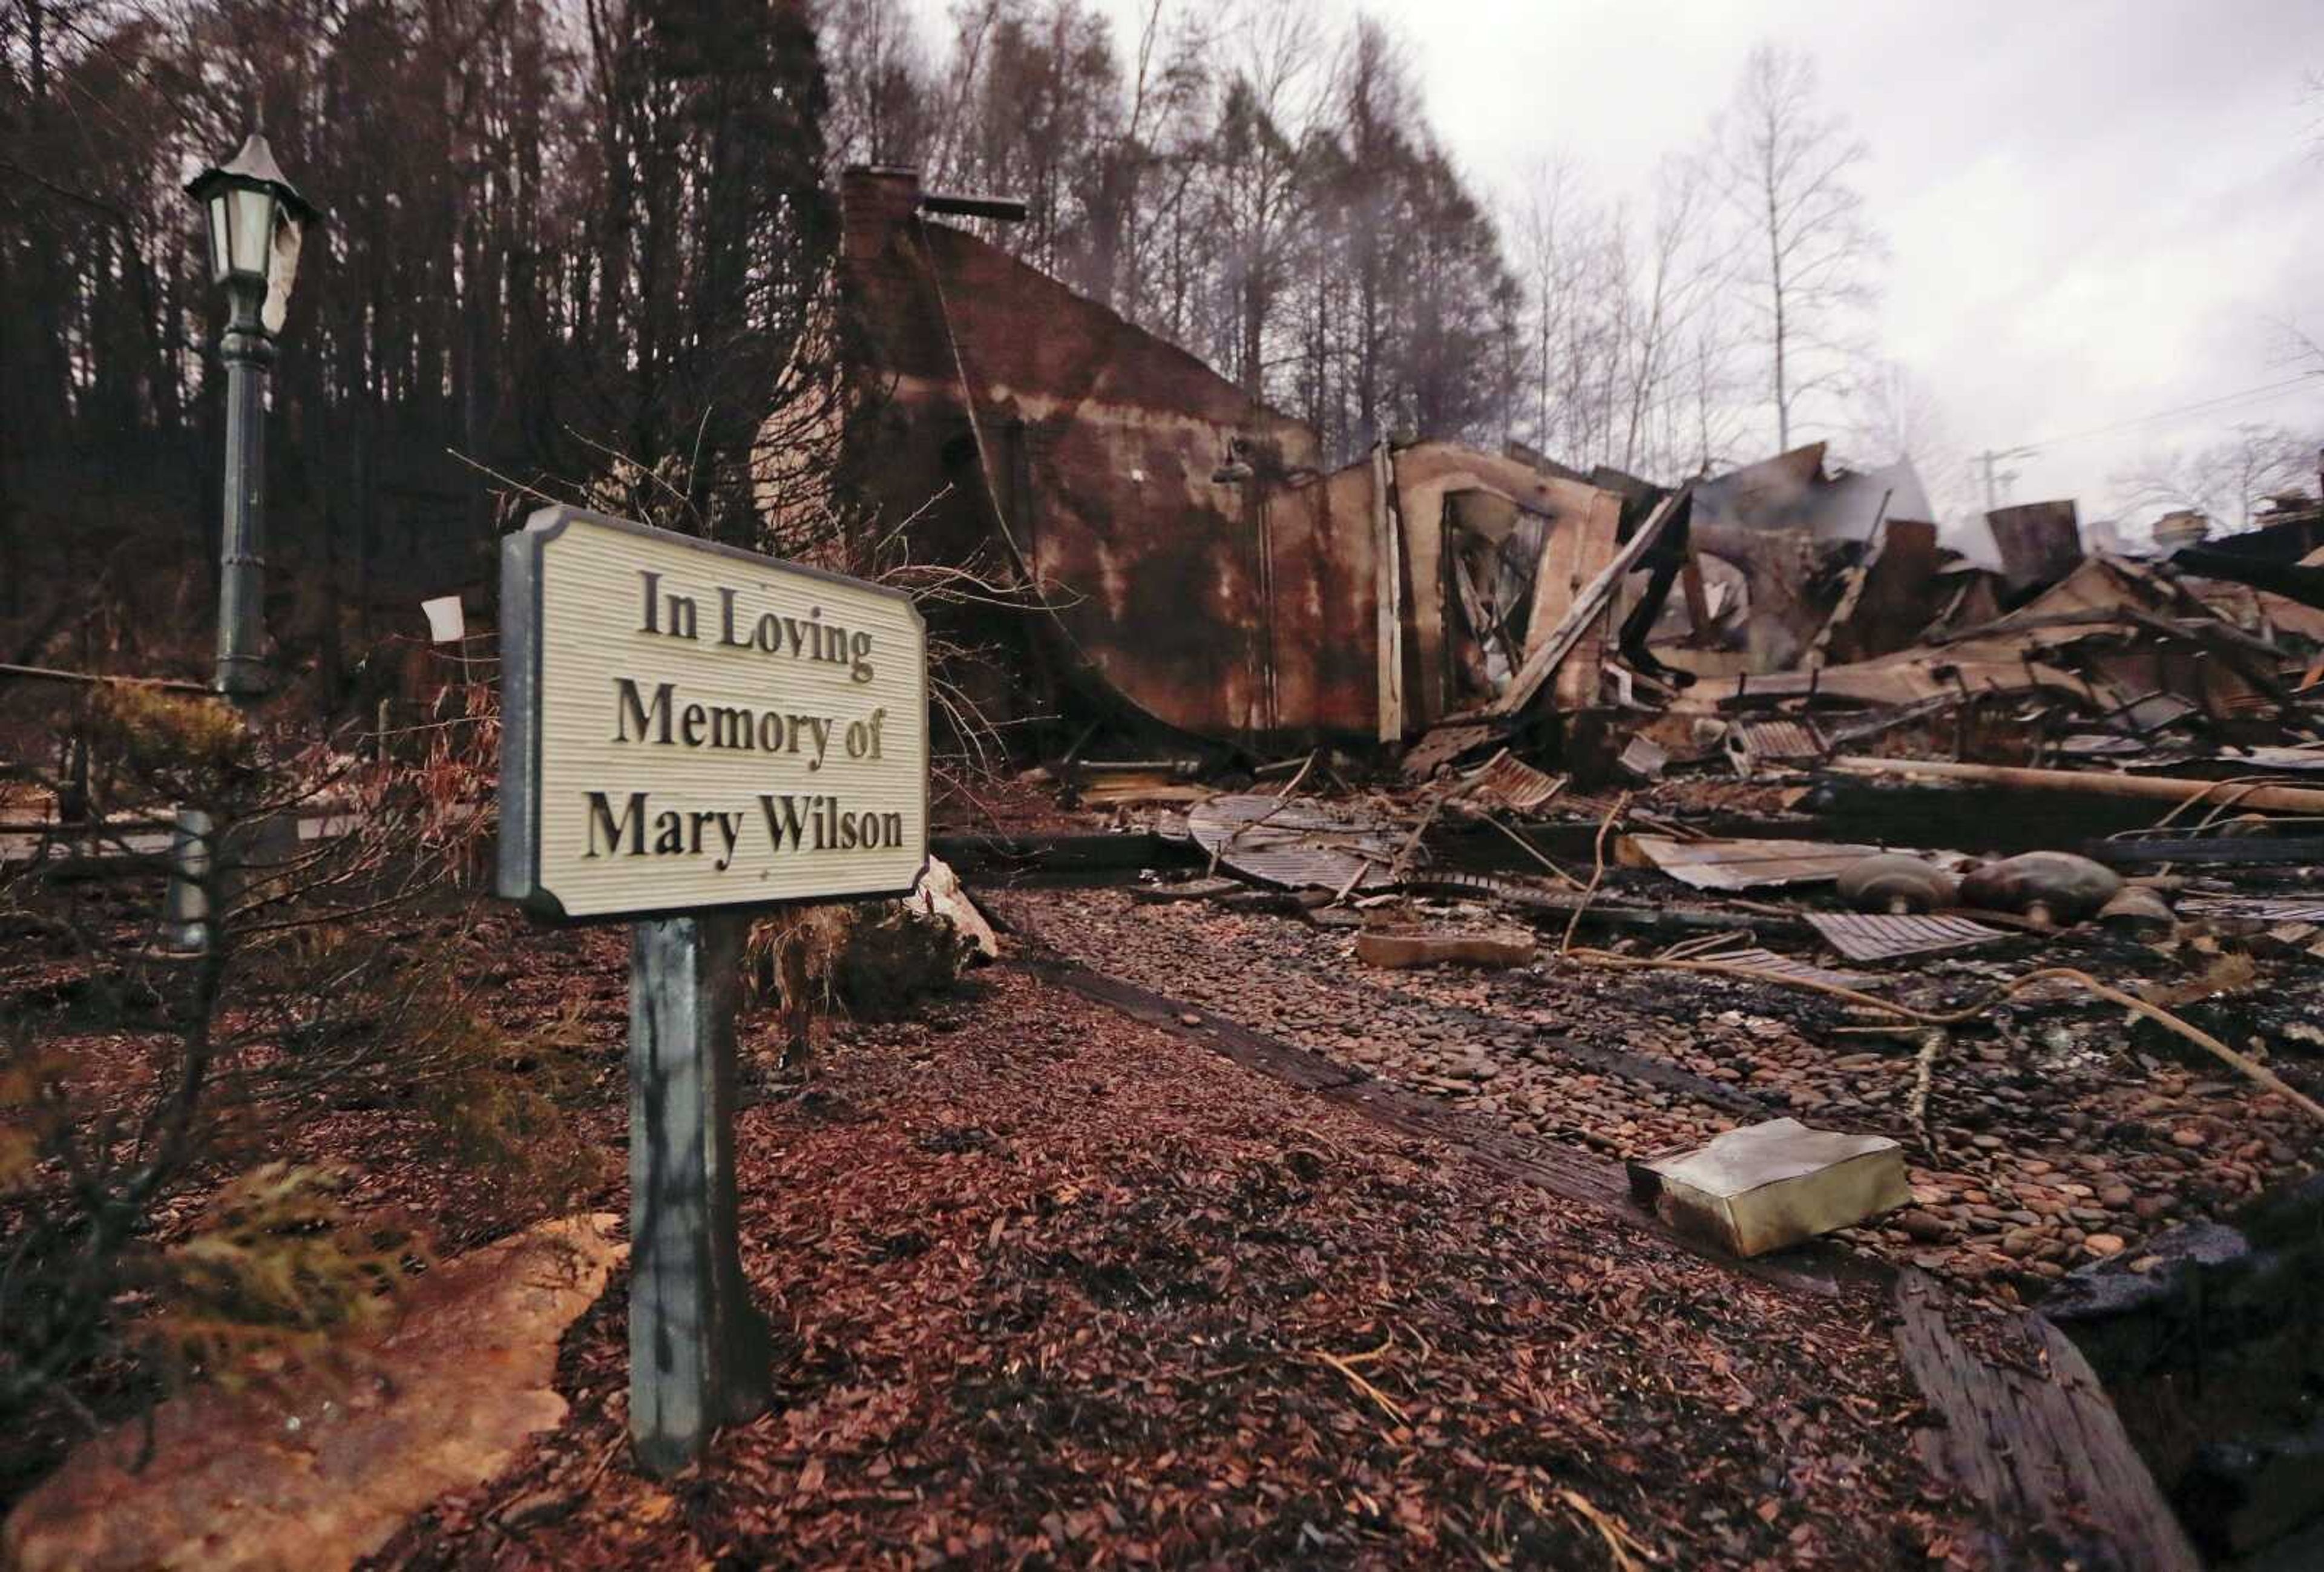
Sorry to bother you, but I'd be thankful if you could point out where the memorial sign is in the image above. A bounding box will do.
[498,505,928,918]
[494,504,931,1474]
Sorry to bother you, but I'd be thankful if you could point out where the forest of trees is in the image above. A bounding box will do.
[1,0,1912,674]
[1,0,834,655]
[821,1,1891,483]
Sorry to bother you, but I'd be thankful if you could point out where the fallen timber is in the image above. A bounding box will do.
[1894,1269,2203,1572]
[928,829,1198,880]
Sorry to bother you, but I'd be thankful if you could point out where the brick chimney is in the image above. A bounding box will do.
[2153,509,2209,553]
[841,166,922,265]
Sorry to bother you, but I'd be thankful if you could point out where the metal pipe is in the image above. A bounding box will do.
[1827,755,2324,816]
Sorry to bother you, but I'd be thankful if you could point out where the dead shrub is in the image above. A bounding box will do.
[744,902,973,1070]
[410,1001,612,1227]
[146,1163,424,1393]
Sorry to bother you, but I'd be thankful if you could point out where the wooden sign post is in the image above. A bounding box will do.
[496,505,928,1473]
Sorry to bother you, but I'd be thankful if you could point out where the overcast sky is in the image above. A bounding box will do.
[917,1,2324,525]
[1395,0,2324,525]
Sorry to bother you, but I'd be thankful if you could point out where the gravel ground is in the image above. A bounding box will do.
[999,884,2324,1304]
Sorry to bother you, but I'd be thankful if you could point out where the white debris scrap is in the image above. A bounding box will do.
[911,855,998,961]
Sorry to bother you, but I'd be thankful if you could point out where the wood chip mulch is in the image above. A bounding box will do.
[369,965,2001,1569]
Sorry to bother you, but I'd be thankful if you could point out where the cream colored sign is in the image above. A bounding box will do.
[498,506,928,919]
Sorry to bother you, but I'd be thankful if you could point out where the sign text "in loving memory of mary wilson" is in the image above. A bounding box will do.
[497,506,928,919]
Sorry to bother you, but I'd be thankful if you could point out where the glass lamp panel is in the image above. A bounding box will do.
[226,185,277,278]
[208,196,230,281]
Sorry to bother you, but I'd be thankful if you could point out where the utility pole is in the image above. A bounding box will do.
[1976,446,2035,513]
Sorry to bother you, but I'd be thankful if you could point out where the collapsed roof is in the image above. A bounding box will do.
[791,167,2322,769]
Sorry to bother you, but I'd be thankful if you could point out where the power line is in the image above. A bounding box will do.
[2008,372,2324,457]
[1972,372,2324,510]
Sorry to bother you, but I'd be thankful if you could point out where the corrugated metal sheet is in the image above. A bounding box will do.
[1732,719,1825,763]
[1628,835,1889,892]
[1804,911,2007,962]
[1403,721,1505,780]
[1185,794,1402,892]
[1700,947,1879,990]
[2182,747,2324,775]
[1462,751,1566,812]
[2176,895,2324,922]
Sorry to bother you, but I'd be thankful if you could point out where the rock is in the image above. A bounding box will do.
[2097,886,2175,929]
[2171,1127,2208,1149]
[911,855,1000,959]
[2,1215,623,1572]
[1960,852,2124,926]
[1836,854,1960,915]
[1898,1209,1952,1243]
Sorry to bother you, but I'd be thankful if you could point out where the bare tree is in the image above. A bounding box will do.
[2110,421,2323,534]
[1202,0,1324,406]
[1507,151,1735,479]
[1612,153,1728,475]
[1837,358,1974,522]
[818,0,936,171]
[1713,42,1882,451]
[1509,160,1624,468]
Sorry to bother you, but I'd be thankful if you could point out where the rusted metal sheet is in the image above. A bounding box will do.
[1823,518,1942,665]
[1804,911,2007,962]
[1402,720,1505,780]
[1986,501,2085,597]
[1461,751,1564,812]
[1729,718,1825,768]
[836,168,1653,747]
[833,168,1371,743]
[1185,794,1401,891]
[1624,835,1892,892]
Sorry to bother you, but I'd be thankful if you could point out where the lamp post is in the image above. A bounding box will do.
[162,133,315,953]
[186,131,317,703]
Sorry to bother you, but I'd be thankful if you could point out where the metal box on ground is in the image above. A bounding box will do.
[1626,1117,1908,1257]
